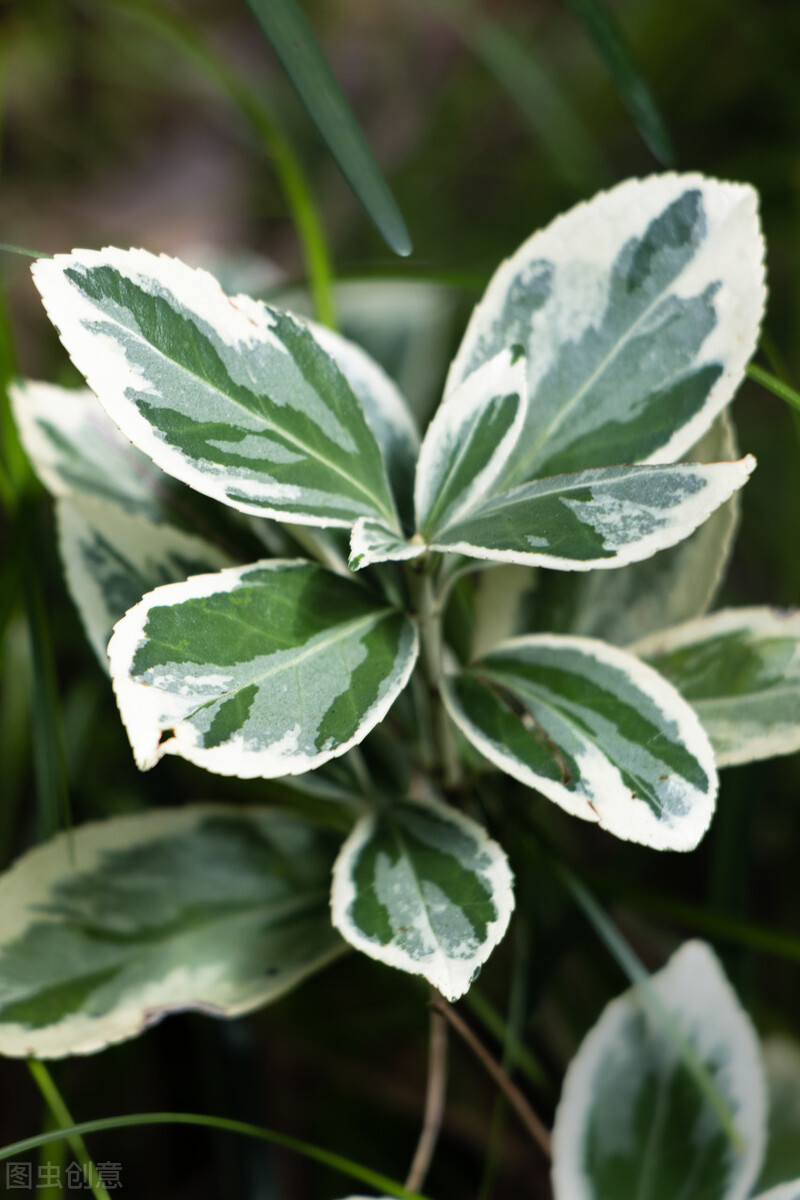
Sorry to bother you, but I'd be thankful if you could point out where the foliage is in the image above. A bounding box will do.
[2,2,800,1196]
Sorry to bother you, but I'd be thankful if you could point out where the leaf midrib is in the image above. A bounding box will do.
[632,1060,670,1200]
[90,295,398,527]
[480,668,677,815]
[503,261,702,487]
[3,890,330,1005]
[435,461,699,537]
[170,607,395,721]
[386,811,478,995]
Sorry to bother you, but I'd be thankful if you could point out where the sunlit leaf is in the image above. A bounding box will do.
[563,411,741,644]
[31,249,400,530]
[446,174,764,481]
[307,317,419,530]
[424,458,752,570]
[275,277,459,428]
[415,350,527,539]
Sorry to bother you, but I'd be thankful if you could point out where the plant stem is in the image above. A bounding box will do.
[464,988,549,1091]
[430,996,552,1161]
[477,917,530,1200]
[27,1062,112,1200]
[408,560,461,788]
[405,1000,448,1191]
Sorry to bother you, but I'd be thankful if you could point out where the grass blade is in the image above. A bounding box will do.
[557,863,744,1151]
[21,551,71,845]
[0,243,49,259]
[564,0,675,165]
[27,1063,111,1200]
[0,1112,432,1200]
[599,881,800,965]
[464,986,548,1091]
[431,0,606,191]
[88,0,337,327]
[747,362,800,414]
[245,0,412,257]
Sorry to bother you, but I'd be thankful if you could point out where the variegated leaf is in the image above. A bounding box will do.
[634,608,800,767]
[9,380,176,519]
[108,559,419,778]
[444,635,717,850]
[348,518,425,572]
[426,458,753,570]
[415,350,528,538]
[31,248,400,530]
[565,411,741,644]
[57,497,231,666]
[758,1037,800,1194]
[446,174,765,482]
[275,276,459,427]
[331,798,514,1001]
[551,941,766,1200]
[754,1184,800,1200]
[308,318,419,529]
[0,805,344,1058]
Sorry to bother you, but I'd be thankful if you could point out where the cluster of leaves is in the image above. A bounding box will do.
[4,171,800,1195]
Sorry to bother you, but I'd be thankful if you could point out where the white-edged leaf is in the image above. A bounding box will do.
[634,608,800,767]
[551,941,766,1200]
[57,496,231,666]
[348,519,425,572]
[414,350,528,537]
[308,317,419,529]
[426,457,753,570]
[31,248,400,530]
[330,797,514,1001]
[565,410,742,644]
[108,559,418,779]
[0,805,344,1058]
[757,1036,800,1194]
[444,634,717,850]
[276,277,459,427]
[9,380,174,518]
[446,173,765,482]
[754,1184,800,1200]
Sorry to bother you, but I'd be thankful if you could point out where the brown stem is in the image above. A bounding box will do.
[405,1002,449,1191]
[430,995,552,1161]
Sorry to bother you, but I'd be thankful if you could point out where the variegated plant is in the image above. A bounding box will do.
[551,940,800,1200]
[7,171,799,1065]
